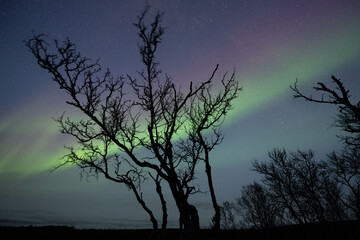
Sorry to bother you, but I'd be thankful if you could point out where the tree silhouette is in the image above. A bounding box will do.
[253,149,309,224]
[25,6,240,232]
[220,201,237,229]
[292,76,360,220]
[187,67,239,230]
[291,76,360,147]
[326,147,360,219]
[252,149,346,224]
[53,116,160,229]
[234,181,282,229]
[221,76,359,230]
[221,148,350,230]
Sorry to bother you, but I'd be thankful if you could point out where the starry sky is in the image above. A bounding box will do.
[0,0,360,229]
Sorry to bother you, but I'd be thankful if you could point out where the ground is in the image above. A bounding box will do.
[1,221,359,240]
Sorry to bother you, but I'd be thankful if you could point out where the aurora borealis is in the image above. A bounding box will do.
[1,0,360,228]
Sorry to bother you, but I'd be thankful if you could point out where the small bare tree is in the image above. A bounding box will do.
[234,182,283,229]
[326,147,360,219]
[253,149,345,224]
[25,6,240,232]
[220,201,238,229]
[188,69,240,230]
[253,149,308,224]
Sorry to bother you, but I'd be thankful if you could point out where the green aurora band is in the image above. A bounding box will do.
[226,22,360,125]
[1,16,360,176]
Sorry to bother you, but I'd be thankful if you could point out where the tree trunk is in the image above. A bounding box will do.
[130,184,158,230]
[154,177,168,229]
[167,178,200,232]
[199,132,221,230]
[205,158,220,230]
[176,202,200,240]
[178,202,199,231]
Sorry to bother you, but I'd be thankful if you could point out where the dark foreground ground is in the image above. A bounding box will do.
[1,221,359,240]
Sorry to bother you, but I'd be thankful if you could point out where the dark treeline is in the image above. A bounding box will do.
[221,76,360,229]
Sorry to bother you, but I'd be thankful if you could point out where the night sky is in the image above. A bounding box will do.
[1,0,360,228]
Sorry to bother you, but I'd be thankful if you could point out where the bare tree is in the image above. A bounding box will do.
[234,182,282,229]
[253,149,308,224]
[188,69,240,230]
[292,150,328,222]
[291,76,360,219]
[253,149,346,224]
[220,201,238,229]
[318,160,349,221]
[221,148,347,230]
[291,76,360,147]
[25,6,239,232]
[53,130,159,229]
[224,76,360,228]
[327,147,360,219]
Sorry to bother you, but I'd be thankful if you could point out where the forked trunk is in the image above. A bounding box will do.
[168,179,200,233]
